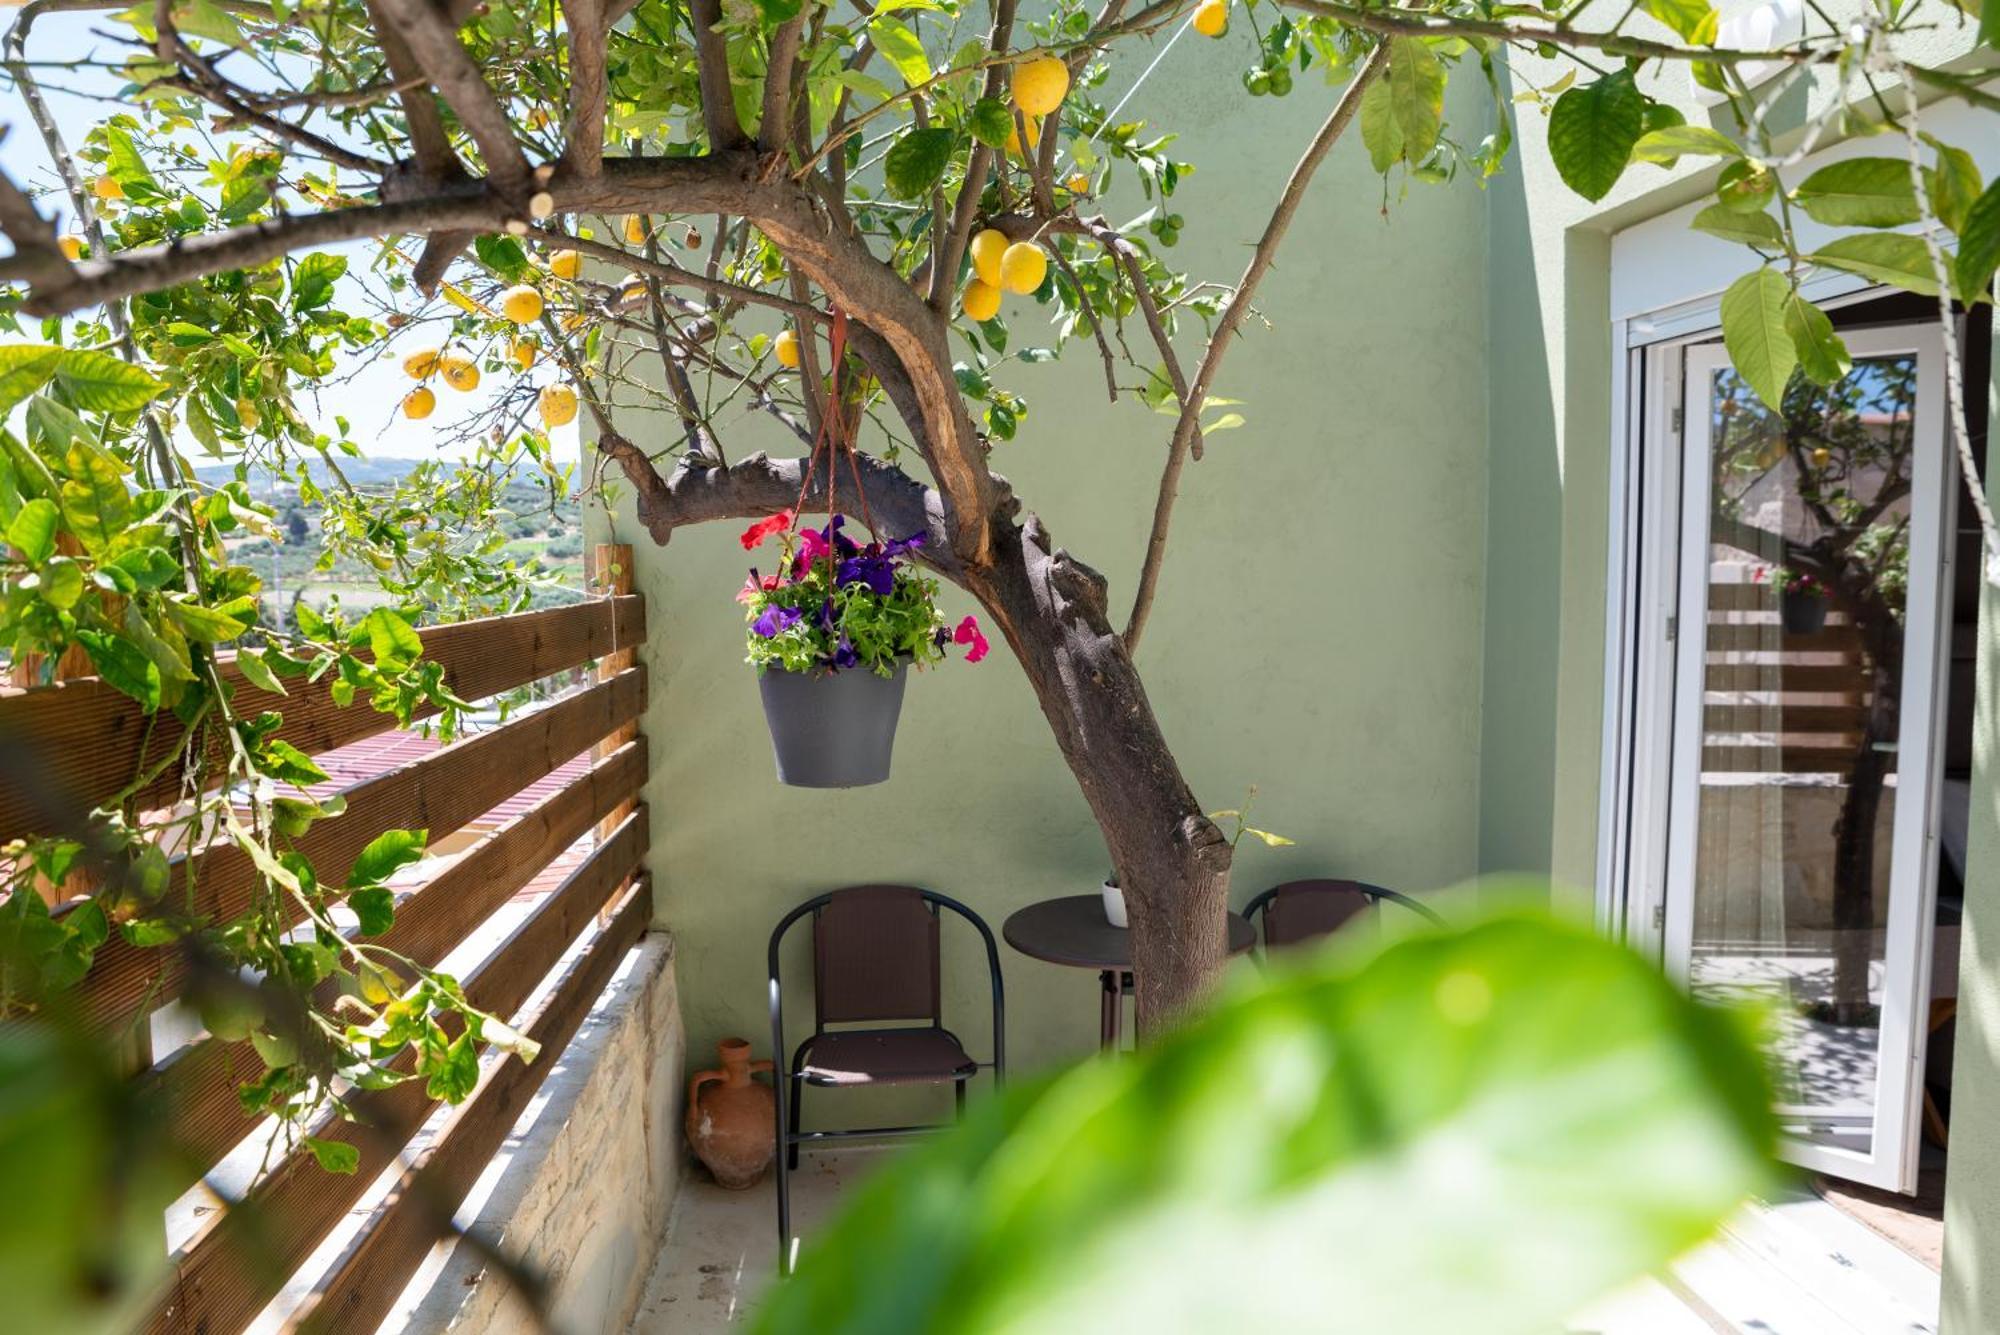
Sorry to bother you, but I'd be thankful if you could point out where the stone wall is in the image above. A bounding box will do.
[390,932,685,1335]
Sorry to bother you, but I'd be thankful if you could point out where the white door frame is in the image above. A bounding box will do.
[1606,314,1955,1192]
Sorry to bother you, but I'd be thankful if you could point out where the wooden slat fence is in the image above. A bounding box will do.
[1701,580,1873,775]
[1,560,653,1335]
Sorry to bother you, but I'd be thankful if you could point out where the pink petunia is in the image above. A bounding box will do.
[740,510,794,551]
[954,614,989,664]
[735,571,781,604]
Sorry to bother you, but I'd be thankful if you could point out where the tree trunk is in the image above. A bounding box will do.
[1829,598,1901,1026]
[967,514,1234,1034]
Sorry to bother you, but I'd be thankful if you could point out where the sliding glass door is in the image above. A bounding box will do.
[1658,324,1952,1192]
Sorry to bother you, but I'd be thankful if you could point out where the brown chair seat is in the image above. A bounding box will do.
[798,1027,977,1086]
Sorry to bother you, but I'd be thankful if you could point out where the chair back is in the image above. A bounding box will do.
[1246,878,1443,952]
[812,884,941,1026]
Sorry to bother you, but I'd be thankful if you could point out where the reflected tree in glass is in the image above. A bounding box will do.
[1710,357,1916,1025]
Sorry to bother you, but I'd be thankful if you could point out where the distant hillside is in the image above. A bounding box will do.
[193,456,426,489]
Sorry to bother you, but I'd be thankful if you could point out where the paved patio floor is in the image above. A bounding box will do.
[628,1150,1939,1334]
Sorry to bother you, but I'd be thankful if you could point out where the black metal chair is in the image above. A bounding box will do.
[768,884,1004,1272]
[1242,878,1444,954]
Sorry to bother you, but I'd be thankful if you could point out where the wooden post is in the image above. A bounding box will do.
[592,544,639,919]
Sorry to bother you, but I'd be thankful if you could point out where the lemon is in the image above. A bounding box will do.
[1192,0,1226,36]
[500,284,544,324]
[401,344,443,378]
[774,329,801,368]
[1811,447,1831,468]
[57,235,83,261]
[624,214,648,245]
[527,106,553,130]
[539,384,579,427]
[1005,115,1041,159]
[403,386,436,419]
[1012,55,1070,117]
[999,241,1047,295]
[962,278,1001,323]
[970,228,1009,287]
[549,249,581,280]
[510,336,539,371]
[92,175,123,201]
[1065,173,1091,194]
[440,355,480,392]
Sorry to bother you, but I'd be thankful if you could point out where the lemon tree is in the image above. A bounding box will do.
[0,6,1993,1307]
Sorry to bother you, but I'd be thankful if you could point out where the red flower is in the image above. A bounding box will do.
[735,570,782,604]
[740,510,794,551]
[954,615,989,664]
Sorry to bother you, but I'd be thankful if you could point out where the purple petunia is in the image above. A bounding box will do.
[753,604,804,638]
[837,554,897,596]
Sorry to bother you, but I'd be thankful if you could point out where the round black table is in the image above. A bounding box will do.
[1002,895,1255,1051]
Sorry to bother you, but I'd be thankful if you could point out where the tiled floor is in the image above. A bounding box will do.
[629,1154,1940,1334]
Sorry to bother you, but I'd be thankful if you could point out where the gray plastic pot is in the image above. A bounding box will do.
[756,661,909,787]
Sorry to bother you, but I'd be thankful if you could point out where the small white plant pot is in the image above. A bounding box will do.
[1101,878,1127,928]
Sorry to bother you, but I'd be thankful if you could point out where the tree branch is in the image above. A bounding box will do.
[689,0,748,150]
[560,0,609,175]
[373,0,534,194]
[1123,46,1383,653]
[597,438,965,581]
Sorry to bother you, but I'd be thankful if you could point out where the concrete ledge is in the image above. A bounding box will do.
[388,930,685,1335]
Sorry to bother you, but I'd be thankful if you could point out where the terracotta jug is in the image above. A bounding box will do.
[686,1037,776,1190]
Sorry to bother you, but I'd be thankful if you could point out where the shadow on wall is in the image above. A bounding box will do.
[1477,69,1564,881]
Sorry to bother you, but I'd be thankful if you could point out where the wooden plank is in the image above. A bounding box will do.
[0,596,644,839]
[288,887,653,1334]
[1702,745,1876,774]
[1705,663,1871,693]
[77,668,645,1038]
[146,827,648,1335]
[1704,704,1867,732]
[1708,583,1776,612]
[148,744,648,1187]
[1707,622,1861,654]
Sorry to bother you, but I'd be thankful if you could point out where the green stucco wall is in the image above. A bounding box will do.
[591,53,1493,1107]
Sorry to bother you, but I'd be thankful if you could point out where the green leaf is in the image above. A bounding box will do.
[27,395,90,454]
[1548,72,1644,203]
[1641,0,1714,40]
[471,237,527,285]
[50,348,164,413]
[291,252,348,309]
[1719,267,1797,410]
[1783,293,1852,387]
[58,442,131,553]
[969,97,1014,150]
[1689,204,1786,248]
[753,0,804,22]
[756,911,1774,1335]
[1810,232,1943,297]
[835,69,896,106]
[75,629,161,709]
[1629,124,1743,165]
[348,828,427,887]
[1715,159,1776,213]
[1359,75,1403,174]
[1957,178,2000,300]
[164,596,250,643]
[425,1029,482,1103]
[1790,157,1921,227]
[869,17,932,88]
[884,127,956,201]
[123,603,194,683]
[261,738,329,787]
[1387,39,1446,164]
[0,347,62,419]
[1924,138,1983,235]
[362,607,423,670]
[234,647,286,696]
[347,886,395,937]
[38,556,83,610]
[110,546,179,590]
[7,498,58,564]
[303,1136,360,1175]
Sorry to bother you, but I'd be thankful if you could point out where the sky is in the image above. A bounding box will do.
[0,10,581,464]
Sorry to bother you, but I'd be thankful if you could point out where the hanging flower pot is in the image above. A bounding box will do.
[758,659,910,787]
[1761,566,1830,635]
[1781,586,1829,635]
[740,511,988,789]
